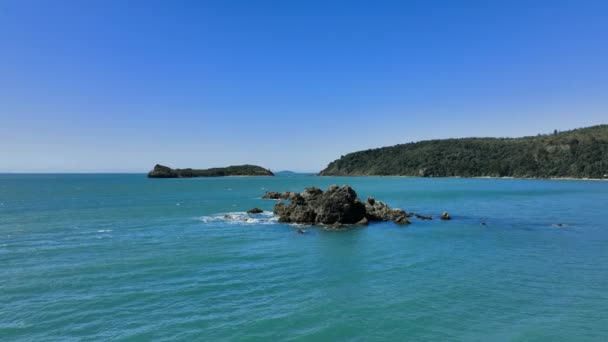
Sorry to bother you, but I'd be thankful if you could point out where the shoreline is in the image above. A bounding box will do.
[471,176,608,181]
[2,173,606,181]
[318,174,608,181]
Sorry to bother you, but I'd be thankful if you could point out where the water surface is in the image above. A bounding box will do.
[1,174,607,340]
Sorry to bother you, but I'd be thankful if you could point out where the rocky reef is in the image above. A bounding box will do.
[262,191,298,200]
[269,185,415,227]
[148,164,274,178]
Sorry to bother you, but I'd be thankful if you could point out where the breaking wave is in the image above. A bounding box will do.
[199,211,278,225]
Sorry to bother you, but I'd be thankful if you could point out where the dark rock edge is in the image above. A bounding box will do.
[263,185,449,228]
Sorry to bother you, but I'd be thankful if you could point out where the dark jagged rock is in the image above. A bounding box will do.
[301,187,323,200]
[414,213,433,220]
[247,208,264,214]
[273,201,287,216]
[273,185,365,225]
[148,164,274,178]
[440,212,451,220]
[278,199,316,224]
[356,217,369,226]
[364,197,410,224]
[315,186,366,224]
[393,215,411,225]
[263,191,298,200]
[272,186,411,226]
[148,164,178,178]
[283,192,298,200]
[263,191,282,199]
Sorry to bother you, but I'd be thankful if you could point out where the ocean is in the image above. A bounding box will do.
[1,174,608,341]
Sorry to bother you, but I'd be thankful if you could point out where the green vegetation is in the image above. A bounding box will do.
[148,164,274,178]
[320,125,608,179]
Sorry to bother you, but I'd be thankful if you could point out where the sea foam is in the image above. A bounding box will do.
[199,211,278,225]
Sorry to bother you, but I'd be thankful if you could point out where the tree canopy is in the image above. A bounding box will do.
[320,125,608,179]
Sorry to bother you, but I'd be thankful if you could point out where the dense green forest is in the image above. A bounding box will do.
[148,164,274,178]
[320,125,608,179]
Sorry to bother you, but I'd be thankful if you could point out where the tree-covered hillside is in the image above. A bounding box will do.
[148,164,274,178]
[320,125,608,179]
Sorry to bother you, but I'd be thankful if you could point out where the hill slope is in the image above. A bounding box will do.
[320,125,608,179]
[148,164,274,178]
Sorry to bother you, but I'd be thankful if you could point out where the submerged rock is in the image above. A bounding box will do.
[247,208,264,214]
[414,213,433,220]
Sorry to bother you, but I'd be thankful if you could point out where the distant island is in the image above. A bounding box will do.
[148,164,274,178]
[320,125,608,179]
[276,170,296,175]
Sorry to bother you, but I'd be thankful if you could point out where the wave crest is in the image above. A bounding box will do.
[199,211,278,225]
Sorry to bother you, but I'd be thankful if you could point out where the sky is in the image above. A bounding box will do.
[1,0,607,173]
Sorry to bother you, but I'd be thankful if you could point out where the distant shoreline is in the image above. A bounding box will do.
[318,174,608,181]
[147,164,274,178]
[471,176,608,181]
[1,173,606,181]
[319,124,608,179]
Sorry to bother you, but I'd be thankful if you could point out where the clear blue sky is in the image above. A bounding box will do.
[1,0,607,172]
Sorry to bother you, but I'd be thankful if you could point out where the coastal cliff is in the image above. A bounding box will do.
[148,164,274,178]
[320,125,608,179]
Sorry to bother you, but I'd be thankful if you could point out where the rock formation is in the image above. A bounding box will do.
[269,185,412,226]
[262,191,298,200]
[364,196,410,224]
[413,213,433,220]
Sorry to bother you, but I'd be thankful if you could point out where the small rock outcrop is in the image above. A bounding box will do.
[440,212,451,220]
[247,208,264,214]
[414,213,433,220]
[365,197,411,225]
[262,191,282,199]
[270,185,411,226]
[262,191,298,200]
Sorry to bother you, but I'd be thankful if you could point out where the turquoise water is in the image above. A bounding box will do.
[1,174,608,341]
